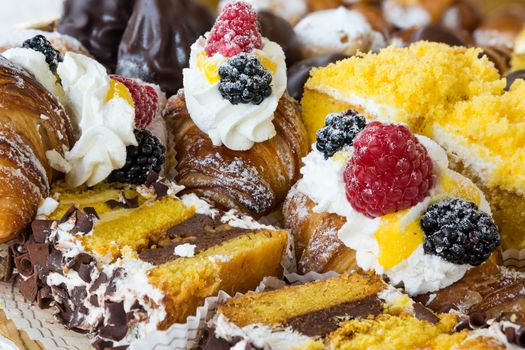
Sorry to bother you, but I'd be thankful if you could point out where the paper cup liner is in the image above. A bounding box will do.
[502,249,525,271]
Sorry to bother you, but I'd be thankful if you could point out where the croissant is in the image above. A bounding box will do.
[0,57,72,242]
[164,91,309,217]
[284,187,525,319]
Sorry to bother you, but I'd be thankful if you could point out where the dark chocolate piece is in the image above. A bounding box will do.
[410,25,467,47]
[47,249,63,274]
[84,207,100,220]
[285,295,383,337]
[57,0,134,69]
[287,54,349,100]
[90,272,109,292]
[99,302,128,341]
[19,274,39,302]
[3,245,15,282]
[258,11,301,66]
[106,194,139,209]
[145,171,160,187]
[505,70,525,91]
[480,46,511,75]
[139,214,249,265]
[468,313,488,329]
[31,220,54,243]
[92,338,114,350]
[14,252,34,277]
[72,210,94,234]
[90,295,100,308]
[116,0,214,95]
[413,303,440,324]
[59,205,77,224]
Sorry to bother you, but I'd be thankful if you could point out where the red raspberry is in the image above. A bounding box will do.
[111,75,159,129]
[205,1,263,57]
[344,122,434,218]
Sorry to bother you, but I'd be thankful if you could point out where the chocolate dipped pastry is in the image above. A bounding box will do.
[257,11,301,66]
[165,1,309,217]
[201,273,517,350]
[287,53,349,101]
[5,176,290,349]
[115,0,215,96]
[57,0,134,69]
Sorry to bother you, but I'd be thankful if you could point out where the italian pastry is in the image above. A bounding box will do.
[201,273,519,350]
[0,28,88,56]
[115,0,215,95]
[473,5,525,50]
[218,0,309,25]
[0,43,73,243]
[166,1,309,217]
[57,0,134,69]
[382,0,456,30]
[294,6,386,59]
[301,42,525,252]
[5,175,290,349]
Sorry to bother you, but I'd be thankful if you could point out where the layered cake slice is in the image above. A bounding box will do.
[5,174,290,349]
[301,41,525,253]
[202,273,519,350]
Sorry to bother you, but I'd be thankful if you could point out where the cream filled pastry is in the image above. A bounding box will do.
[2,35,168,188]
[183,1,287,151]
[218,0,308,25]
[294,7,386,58]
[286,111,500,295]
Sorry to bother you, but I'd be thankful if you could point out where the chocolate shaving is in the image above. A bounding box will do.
[106,194,139,209]
[19,274,39,302]
[3,246,15,282]
[37,286,54,309]
[77,264,94,283]
[469,313,488,329]
[52,283,70,302]
[14,253,34,277]
[92,338,114,350]
[71,287,88,314]
[105,268,125,296]
[90,272,109,292]
[72,210,94,234]
[31,220,54,243]
[47,250,63,274]
[99,302,128,341]
[90,294,100,307]
[145,171,159,187]
[84,206,100,220]
[60,206,77,224]
[152,182,169,199]
[413,303,440,324]
[69,253,94,270]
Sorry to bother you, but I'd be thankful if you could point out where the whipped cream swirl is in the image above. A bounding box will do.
[183,37,287,151]
[57,53,136,187]
[297,135,491,295]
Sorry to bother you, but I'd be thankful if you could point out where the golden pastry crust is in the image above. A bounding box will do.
[165,91,309,217]
[0,57,72,242]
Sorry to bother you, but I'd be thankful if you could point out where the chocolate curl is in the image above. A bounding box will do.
[14,252,34,277]
[99,301,129,341]
[27,240,51,281]
[468,313,488,329]
[36,286,54,309]
[2,245,15,282]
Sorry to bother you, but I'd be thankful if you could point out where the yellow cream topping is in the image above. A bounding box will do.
[375,209,425,269]
[196,51,277,85]
[106,79,135,107]
[440,171,481,207]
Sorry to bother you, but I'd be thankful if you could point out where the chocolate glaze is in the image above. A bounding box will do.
[258,11,301,67]
[284,295,383,337]
[287,54,349,101]
[138,214,249,265]
[116,0,214,95]
[57,0,134,69]
[411,25,467,47]
[505,70,525,91]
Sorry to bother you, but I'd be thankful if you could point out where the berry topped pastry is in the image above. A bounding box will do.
[2,36,168,188]
[183,0,288,151]
[284,112,501,296]
[166,1,309,217]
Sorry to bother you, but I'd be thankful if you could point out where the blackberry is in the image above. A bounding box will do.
[316,110,366,159]
[22,35,62,72]
[109,129,165,185]
[421,198,500,266]
[218,53,272,105]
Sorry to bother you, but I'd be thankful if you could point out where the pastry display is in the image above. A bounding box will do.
[301,42,525,252]
[2,1,525,349]
[166,2,309,217]
[201,273,519,349]
[5,176,290,349]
